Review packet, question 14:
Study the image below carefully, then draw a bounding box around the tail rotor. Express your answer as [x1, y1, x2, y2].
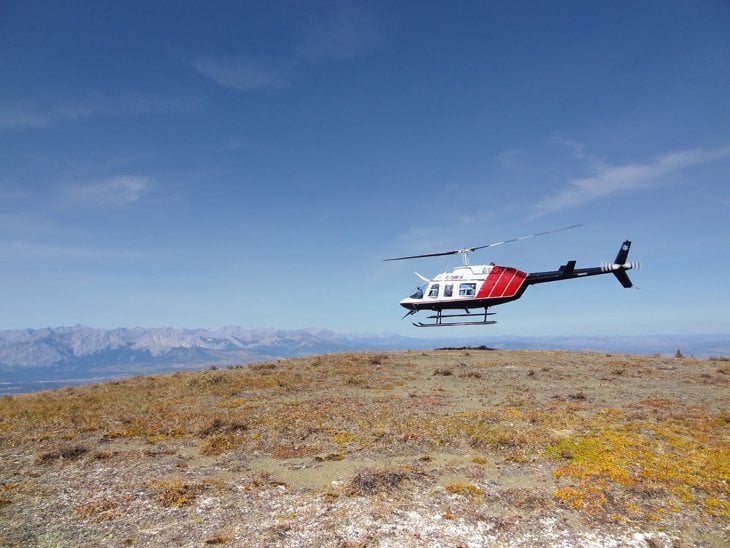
[601, 240, 638, 288]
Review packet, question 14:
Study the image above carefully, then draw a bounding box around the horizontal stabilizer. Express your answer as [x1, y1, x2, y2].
[613, 270, 633, 288]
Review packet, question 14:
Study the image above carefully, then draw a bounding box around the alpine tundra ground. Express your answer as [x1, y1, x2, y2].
[1, 349, 728, 547]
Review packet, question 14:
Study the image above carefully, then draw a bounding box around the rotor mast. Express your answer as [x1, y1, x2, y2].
[457, 248, 472, 266]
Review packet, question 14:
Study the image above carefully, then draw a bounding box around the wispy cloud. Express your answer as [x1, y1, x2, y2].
[191, 55, 295, 91]
[0, 101, 99, 130]
[117, 93, 202, 115]
[0, 211, 148, 264]
[550, 133, 602, 165]
[534, 144, 730, 215]
[0, 212, 78, 240]
[63, 176, 152, 208]
[496, 150, 523, 170]
[192, 2, 385, 91]
[0, 94, 201, 130]
[296, 2, 386, 62]
[1, 240, 144, 263]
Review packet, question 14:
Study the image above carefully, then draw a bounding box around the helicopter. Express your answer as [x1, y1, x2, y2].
[384, 225, 638, 327]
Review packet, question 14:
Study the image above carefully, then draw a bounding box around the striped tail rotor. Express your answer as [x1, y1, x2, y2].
[601, 240, 637, 288]
[601, 260, 640, 272]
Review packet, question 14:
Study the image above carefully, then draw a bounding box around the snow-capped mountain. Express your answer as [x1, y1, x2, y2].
[1, 326, 727, 393]
[0, 326, 417, 381]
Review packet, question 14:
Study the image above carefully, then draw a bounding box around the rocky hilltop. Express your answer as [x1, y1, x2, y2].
[1, 349, 727, 546]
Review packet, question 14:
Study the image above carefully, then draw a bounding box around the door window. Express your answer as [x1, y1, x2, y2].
[458, 283, 476, 296]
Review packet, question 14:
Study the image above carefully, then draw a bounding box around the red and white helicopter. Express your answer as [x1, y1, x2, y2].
[384, 225, 638, 327]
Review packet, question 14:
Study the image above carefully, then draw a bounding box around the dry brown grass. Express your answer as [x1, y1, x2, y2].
[0, 350, 728, 546]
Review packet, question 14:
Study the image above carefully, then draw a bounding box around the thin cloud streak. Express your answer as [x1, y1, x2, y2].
[1, 240, 144, 263]
[63, 176, 152, 208]
[191, 56, 295, 91]
[534, 144, 730, 215]
[0, 94, 201, 130]
[296, 2, 386, 62]
[0, 101, 98, 129]
[192, 3, 385, 91]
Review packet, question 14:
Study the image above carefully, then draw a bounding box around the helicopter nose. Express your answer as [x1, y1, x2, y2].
[399, 298, 418, 310]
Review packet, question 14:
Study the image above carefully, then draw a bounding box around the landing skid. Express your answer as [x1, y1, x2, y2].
[413, 309, 496, 327]
[414, 320, 497, 327]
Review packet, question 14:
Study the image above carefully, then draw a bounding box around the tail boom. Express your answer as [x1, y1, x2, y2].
[526, 240, 635, 288]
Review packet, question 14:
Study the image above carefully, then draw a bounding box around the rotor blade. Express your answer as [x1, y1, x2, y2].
[383, 249, 461, 261]
[383, 224, 583, 262]
[468, 224, 583, 253]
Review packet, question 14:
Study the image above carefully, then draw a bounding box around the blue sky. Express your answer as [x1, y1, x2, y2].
[1, 1, 729, 337]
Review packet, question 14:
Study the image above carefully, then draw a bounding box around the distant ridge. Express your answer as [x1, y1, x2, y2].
[0, 326, 419, 382]
[0, 326, 728, 393]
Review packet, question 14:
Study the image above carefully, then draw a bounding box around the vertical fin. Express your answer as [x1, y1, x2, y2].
[613, 240, 633, 288]
[614, 240, 631, 264]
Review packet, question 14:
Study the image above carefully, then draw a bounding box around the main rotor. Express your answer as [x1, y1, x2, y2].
[383, 224, 583, 266]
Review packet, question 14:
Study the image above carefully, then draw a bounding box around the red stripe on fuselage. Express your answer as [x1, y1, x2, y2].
[477, 267, 527, 299]
[504, 269, 526, 296]
[477, 267, 502, 298]
[492, 269, 514, 296]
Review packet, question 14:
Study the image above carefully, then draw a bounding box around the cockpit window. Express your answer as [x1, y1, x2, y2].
[409, 287, 424, 299]
[444, 284, 453, 297]
[427, 283, 440, 298]
[458, 282, 476, 296]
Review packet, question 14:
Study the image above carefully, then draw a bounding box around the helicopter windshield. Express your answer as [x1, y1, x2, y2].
[409, 287, 424, 299]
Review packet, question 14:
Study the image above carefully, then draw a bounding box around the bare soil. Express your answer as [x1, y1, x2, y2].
[1, 349, 728, 546]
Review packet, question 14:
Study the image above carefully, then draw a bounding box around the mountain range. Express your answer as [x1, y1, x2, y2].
[0, 326, 415, 381]
[1, 326, 728, 393]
